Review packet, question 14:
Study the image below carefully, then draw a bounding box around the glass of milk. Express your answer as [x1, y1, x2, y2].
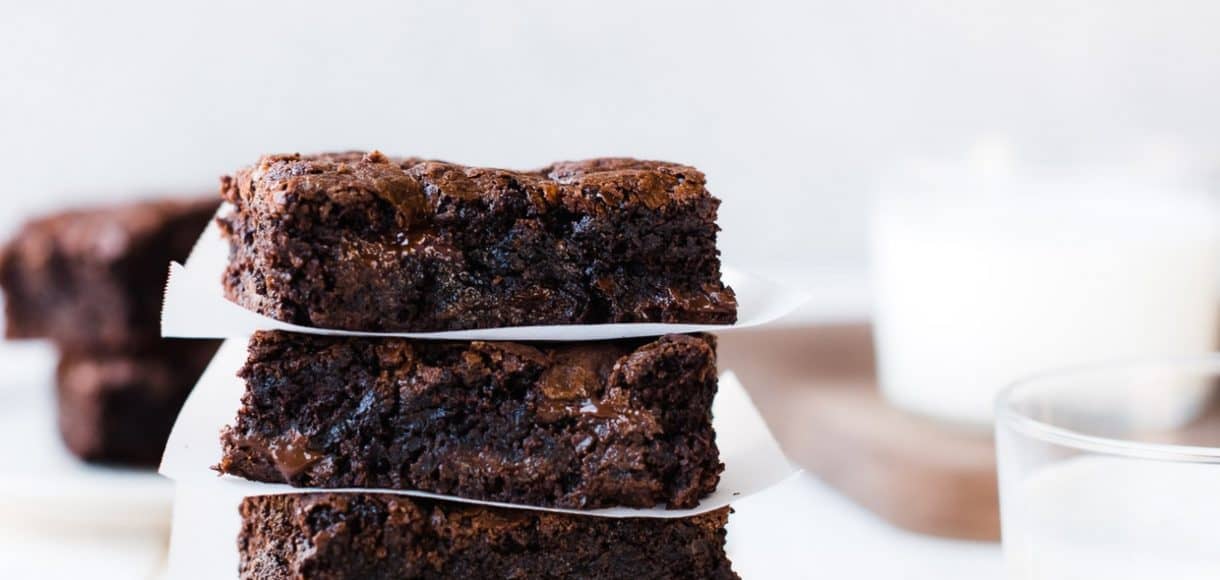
[996, 357, 1220, 579]
[871, 147, 1220, 426]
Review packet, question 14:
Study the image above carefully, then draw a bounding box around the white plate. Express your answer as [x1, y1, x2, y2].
[0, 341, 174, 532]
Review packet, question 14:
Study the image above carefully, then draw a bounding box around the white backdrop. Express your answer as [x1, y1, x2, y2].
[2, 0, 1218, 269]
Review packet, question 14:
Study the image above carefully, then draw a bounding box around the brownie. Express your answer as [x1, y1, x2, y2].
[57, 339, 219, 465]
[218, 152, 736, 332]
[0, 197, 219, 351]
[218, 331, 722, 509]
[239, 493, 737, 580]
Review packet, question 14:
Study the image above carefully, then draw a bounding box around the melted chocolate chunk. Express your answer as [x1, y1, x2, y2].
[268, 434, 322, 480]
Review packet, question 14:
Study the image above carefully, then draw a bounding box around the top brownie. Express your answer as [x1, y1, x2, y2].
[218, 152, 737, 332]
[0, 197, 219, 350]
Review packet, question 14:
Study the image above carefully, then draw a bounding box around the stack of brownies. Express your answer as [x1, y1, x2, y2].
[193, 152, 743, 578]
[0, 198, 220, 465]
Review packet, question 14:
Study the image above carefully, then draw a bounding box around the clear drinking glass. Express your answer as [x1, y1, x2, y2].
[996, 356, 1220, 579]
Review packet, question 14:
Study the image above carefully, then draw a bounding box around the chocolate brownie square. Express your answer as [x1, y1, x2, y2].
[218, 152, 736, 332]
[57, 339, 219, 465]
[239, 493, 738, 580]
[218, 331, 722, 509]
[0, 197, 219, 350]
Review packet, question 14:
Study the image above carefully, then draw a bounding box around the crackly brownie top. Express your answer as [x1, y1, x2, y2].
[1, 197, 218, 265]
[220, 151, 711, 223]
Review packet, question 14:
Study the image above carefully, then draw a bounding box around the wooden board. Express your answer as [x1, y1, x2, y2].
[719, 324, 1001, 541]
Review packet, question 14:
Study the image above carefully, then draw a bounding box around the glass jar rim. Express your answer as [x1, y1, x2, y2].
[995, 354, 1220, 463]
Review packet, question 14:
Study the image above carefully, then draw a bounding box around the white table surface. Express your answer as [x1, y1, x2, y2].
[730, 474, 1003, 579]
[726, 267, 1005, 578]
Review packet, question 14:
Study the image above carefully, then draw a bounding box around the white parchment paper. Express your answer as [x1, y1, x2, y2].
[160, 339, 800, 519]
[161, 210, 809, 341]
[165, 484, 242, 579]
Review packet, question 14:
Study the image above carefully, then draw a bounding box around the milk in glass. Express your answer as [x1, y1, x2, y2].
[872, 157, 1220, 425]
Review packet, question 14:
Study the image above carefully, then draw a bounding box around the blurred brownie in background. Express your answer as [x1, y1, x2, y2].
[57, 341, 217, 465]
[219, 152, 737, 332]
[0, 197, 218, 351]
[0, 197, 221, 466]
